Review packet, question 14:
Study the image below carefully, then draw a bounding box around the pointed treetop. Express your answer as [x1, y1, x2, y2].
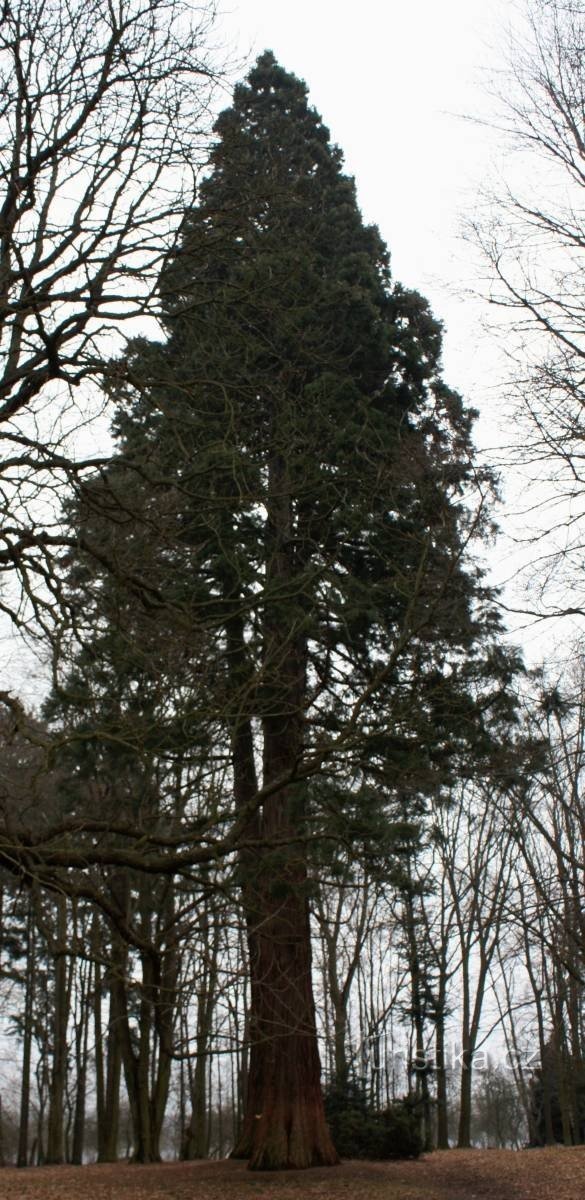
[232, 49, 311, 112]
[210, 49, 341, 178]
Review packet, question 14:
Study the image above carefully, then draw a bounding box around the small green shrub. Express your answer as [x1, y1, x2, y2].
[379, 1099, 423, 1159]
[324, 1077, 422, 1160]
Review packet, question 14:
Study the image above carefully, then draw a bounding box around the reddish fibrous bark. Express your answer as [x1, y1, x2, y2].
[232, 829, 338, 1170]
[230, 449, 338, 1170]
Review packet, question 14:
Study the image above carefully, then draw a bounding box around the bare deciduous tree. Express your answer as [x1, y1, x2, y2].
[469, 0, 585, 617]
[0, 0, 219, 631]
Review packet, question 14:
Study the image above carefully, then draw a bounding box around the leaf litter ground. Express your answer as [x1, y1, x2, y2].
[2, 1147, 585, 1200]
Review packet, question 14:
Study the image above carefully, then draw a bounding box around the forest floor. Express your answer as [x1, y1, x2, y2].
[1, 1148, 585, 1200]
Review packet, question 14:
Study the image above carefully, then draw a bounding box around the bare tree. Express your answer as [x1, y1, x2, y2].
[0, 0, 219, 633]
[507, 664, 585, 1142]
[432, 784, 517, 1148]
[469, 0, 585, 616]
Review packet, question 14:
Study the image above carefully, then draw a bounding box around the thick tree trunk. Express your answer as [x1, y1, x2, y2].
[232, 873, 338, 1168]
[231, 448, 337, 1170]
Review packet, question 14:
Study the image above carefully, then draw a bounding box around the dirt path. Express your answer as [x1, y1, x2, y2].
[1, 1147, 584, 1200]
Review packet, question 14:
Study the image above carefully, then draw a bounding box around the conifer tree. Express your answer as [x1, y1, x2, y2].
[60, 52, 517, 1169]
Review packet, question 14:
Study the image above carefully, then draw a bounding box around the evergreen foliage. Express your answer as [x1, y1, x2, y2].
[529, 1043, 585, 1146]
[47, 51, 523, 1169]
[324, 1076, 422, 1160]
[65, 48, 519, 799]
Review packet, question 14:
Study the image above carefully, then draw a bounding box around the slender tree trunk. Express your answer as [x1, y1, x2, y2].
[99, 977, 123, 1161]
[135, 952, 156, 1161]
[17, 901, 35, 1168]
[71, 959, 91, 1164]
[110, 954, 159, 1163]
[183, 1050, 209, 1159]
[456, 937, 473, 1150]
[92, 921, 108, 1160]
[457, 948, 494, 1148]
[494, 947, 536, 1145]
[237, 994, 250, 1138]
[182, 897, 219, 1159]
[332, 996, 349, 1086]
[98, 881, 129, 1162]
[113, 928, 174, 1163]
[567, 971, 584, 1142]
[315, 876, 371, 1093]
[524, 929, 555, 1145]
[435, 1001, 449, 1149]
[553, 1023, 573, 1146]
[47, 894, 70, 1164]
[94, 956, 104, 1140]
[149, 893, 179, 1158]
[457, 1046, 473, 1150]
[403, 887, 433, 1153]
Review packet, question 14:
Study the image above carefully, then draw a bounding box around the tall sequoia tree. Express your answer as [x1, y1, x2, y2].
[66, 52, 514, 1169]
